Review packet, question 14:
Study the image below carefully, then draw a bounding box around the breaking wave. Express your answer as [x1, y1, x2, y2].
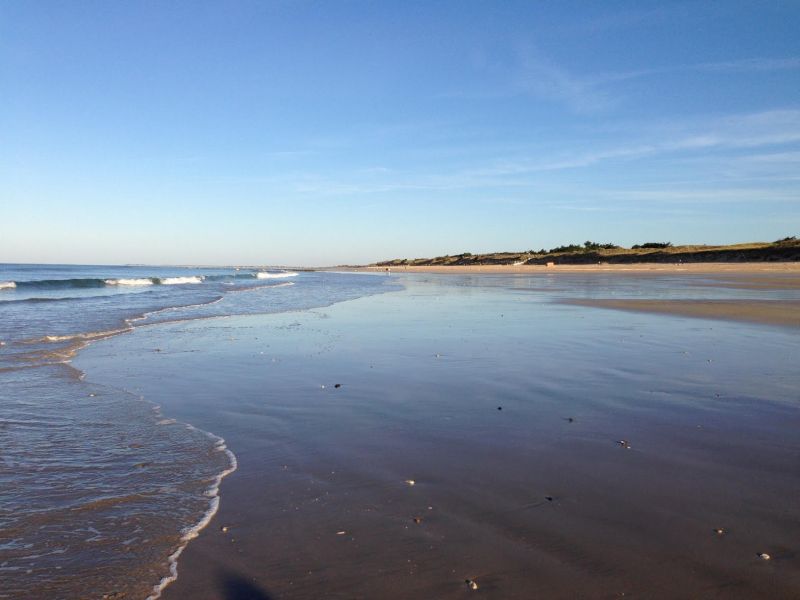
[5, 276, 209, 290]
[160, 276, 204, 285]
[105, 278, 156, 286]
[256, 271, 298, 279]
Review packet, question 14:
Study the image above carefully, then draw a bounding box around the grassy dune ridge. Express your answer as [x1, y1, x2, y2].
[374, 238, 800, 267]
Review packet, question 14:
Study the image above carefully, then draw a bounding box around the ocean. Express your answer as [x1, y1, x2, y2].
[0, 264, 397, 600]
[2, 265, 799, 599]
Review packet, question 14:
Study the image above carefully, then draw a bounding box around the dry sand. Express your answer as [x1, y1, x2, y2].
[358, 262, 800, 275]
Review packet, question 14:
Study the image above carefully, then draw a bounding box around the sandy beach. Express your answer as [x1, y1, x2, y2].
[357, 264, 800, 328]
[9, 1, 800, 598]
[564, 299, 800, 328]
[358, 262, 800, 275]
[74, 271, 800, 599]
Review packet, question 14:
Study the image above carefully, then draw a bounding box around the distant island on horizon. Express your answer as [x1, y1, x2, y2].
[372, 237, 800, 267]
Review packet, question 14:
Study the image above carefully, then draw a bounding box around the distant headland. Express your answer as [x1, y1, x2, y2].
[373, 237, 800, 267]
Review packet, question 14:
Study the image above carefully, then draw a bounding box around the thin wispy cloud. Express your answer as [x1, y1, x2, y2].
[513, 51, 615, 113]
[489, 109, 800, 175]
[595, 57, 800, 85]
[609, 187, 800, 204]
[696, 57, 800, 72]
[266, 109, 800, 203]
[467, 39, 800, 117]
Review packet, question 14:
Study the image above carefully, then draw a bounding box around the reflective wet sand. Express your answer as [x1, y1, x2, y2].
[77, 274, 800, 599]
[564, 299, 800, 328]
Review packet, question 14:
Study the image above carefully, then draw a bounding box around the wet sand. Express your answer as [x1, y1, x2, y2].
[76, 274, 800, 599]
[564, 299, 800, 328]
[367, 264, 800, 329]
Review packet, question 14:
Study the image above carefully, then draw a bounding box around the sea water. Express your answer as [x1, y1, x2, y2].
[0, 264, 396, 599]
[3, 266, 798, 599]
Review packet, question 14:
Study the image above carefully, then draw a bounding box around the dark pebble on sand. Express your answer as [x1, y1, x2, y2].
[334, 383, 341, 388]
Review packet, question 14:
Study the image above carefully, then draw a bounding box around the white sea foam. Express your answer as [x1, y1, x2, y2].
[38, 327, 131, 344]
[256, 271, 298, 279]
[146, 433, 237, 600]
[0, 281, 17, 290]
[105, 278, 154, 286]
[160, 276, 204, 285]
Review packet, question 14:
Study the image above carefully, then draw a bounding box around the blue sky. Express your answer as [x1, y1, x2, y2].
[2, 1, 799, 265]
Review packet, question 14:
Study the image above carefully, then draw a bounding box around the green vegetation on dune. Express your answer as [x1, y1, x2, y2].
[374, 237, 800, 267]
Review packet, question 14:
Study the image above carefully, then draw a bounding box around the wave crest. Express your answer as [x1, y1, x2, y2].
[105, 278, 156, 286]
[256, 271, 298, 279]
[159, 276, 204, 285]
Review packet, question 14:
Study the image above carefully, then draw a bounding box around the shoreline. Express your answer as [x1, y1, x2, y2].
[0, 270, 393, 600]
[351, 262, 800, 275]
[354, 263, 800, 327]
[74, 274, 800, 599]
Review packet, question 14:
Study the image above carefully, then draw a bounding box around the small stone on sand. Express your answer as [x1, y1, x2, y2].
[405, 479, 416, 486]
[465, 579, 479, 590]
[757, 552, 771, 560]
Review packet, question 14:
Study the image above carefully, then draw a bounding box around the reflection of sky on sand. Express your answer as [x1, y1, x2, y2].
[79, 274, 800, 599]
[397, 272, 800, 301]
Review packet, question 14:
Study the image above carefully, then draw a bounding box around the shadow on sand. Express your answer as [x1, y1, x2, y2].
[220, 572, 274, 600]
